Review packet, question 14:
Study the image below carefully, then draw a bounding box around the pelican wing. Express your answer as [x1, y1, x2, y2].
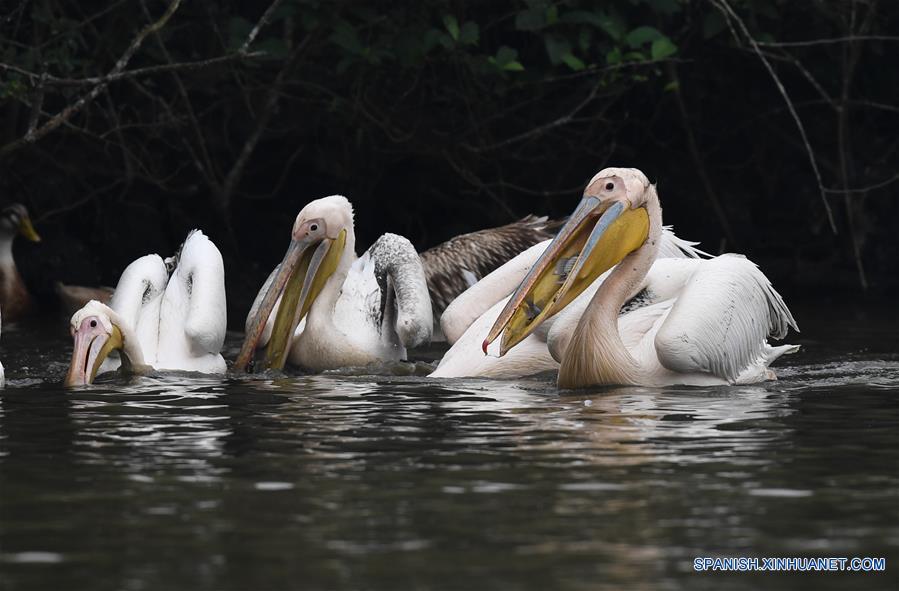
[108, 253, 168, 358]
[653, 254, 798, 382]
[419, 215, 563, 315]
[367, 233, 433, 348]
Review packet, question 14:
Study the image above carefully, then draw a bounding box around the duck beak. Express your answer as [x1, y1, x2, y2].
[18, 215, 41, 242]
[64, 325, 123, 386]
[484, 193, 649, 356]
[234, 229, 347, 372]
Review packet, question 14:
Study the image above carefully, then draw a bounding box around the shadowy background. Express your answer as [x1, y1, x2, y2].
[1, 0, 896, 327]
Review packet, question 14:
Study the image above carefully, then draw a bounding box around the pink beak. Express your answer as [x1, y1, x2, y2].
[64, 317, 111, 387]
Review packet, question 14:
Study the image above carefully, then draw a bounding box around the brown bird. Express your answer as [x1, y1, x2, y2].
[54, 282, 116, 317]
[0, 204, 41, 322]
[420, 215, 563, 319]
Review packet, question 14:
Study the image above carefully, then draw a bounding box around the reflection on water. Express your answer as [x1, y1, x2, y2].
[0, 307, 897, 591]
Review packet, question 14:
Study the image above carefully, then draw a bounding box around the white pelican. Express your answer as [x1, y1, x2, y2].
[235, 196, 557, 373]
[0, 204, 41, 321]
[482, 167, 798, 388]
[431, 226, 707, 379]
[64, 230, 227, 386]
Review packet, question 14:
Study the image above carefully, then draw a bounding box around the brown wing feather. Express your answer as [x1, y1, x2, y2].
[419, 215, 563, 315]
[54, 282, 116, 317]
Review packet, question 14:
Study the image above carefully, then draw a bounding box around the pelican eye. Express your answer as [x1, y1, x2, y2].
[90, 320, 97, 328]
[605, 182, 614, 191]
[310, 224, 318, 232]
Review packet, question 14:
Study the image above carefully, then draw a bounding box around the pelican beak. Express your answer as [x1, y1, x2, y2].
[484, 190, 649, 356]
[64, 325, 123, 386]
[234, 229, 347, 371]
[18, 215, 41, 242]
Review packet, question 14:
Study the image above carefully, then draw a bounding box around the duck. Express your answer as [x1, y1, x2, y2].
[0, 204, 41, 322]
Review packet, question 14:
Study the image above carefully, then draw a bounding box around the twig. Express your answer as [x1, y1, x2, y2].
[823, 171, 899, 194]
[756, 35, 899, 48]
[464, 77, 605, 153]
[0, 52, 267, 87]
[239, 0, 285, 53]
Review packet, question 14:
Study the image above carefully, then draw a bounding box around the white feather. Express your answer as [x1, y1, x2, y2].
[89, 230, 227, 377]
[433, 229, 704, 379]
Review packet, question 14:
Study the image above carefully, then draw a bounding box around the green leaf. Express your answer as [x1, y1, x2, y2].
[544, 35, 572, 65]
[626, 26, 663, 48]
[545, 5, 559, 25]
[663, 80, 680, 93]
[459, 22, 479, 46]
[443, 15, 460, 41]
[495, 45, 520, 67]
[594, 11, 626, 41]
[650, 37, 677, 60]
[561, 9, 627, 43]
[489, 45, 525, 72]
[561, 52, 586, 71]
[623, 50, 646, 62]
[515, 6, 545, 31]
[606, 47, 622, 65]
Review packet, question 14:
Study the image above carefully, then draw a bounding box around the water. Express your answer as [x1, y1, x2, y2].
[1, 301, 897, 590]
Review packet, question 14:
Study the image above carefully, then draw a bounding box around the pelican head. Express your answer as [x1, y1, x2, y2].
[64, 301, 125, 386]
[485, 167, 653, 355]
[0, 204, 41, 243]
[235, 195, 351, 371]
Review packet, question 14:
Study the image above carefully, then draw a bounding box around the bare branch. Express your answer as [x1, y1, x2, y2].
[239, 0, 285, 53]
[0, 0, 183, 157]
[757, 35, 899, 48]
[0, 52, 267, 87]
[220, 35, 312, 212]
[464, 76, 606, 154]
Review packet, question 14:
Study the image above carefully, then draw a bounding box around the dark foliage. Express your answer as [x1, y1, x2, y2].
[1, 0, 897, 325]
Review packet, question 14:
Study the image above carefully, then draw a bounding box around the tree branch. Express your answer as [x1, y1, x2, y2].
[0, 0, 183, 157]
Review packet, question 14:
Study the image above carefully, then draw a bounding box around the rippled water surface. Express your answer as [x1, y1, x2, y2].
[1, 301, 897, 590]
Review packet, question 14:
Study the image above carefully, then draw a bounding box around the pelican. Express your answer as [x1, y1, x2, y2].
[431, 226, 707, 379]
[65, 230, 226, 386]
[0, 204, 41, 322]
[236, 196, 557, 373]
[482, 167, 798, 388]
